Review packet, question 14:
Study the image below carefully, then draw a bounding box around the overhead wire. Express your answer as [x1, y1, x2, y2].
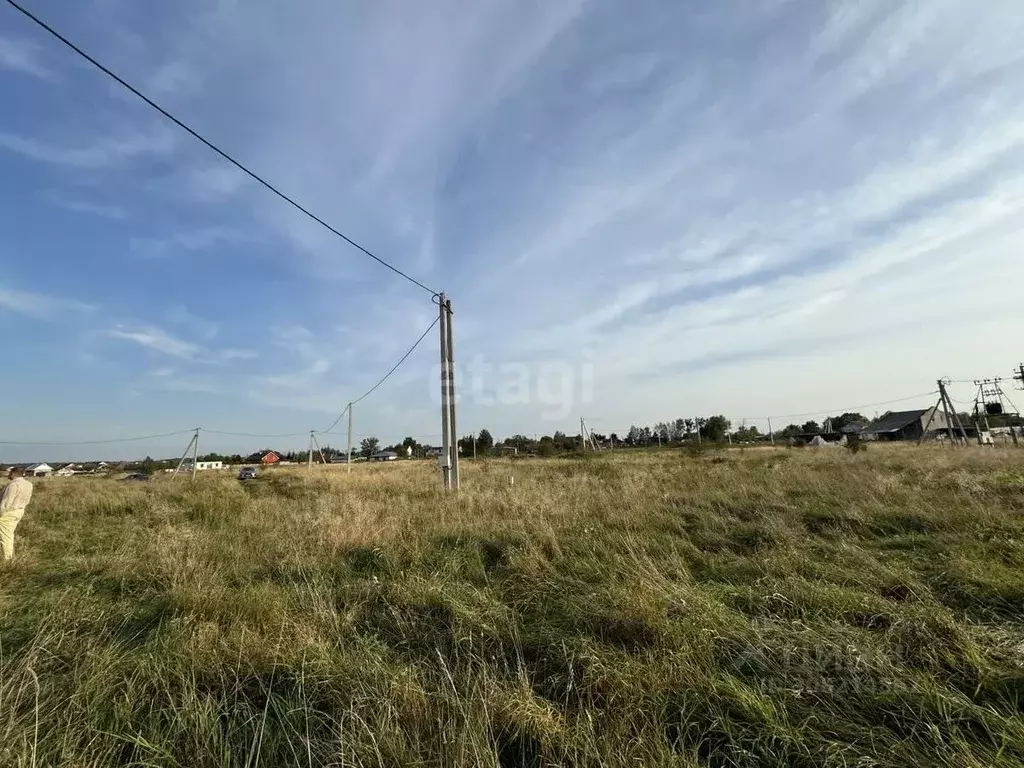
[0, 430, 195, 446]
[203, 429, 310, 439]
[733, 391, 940, 422]
[3, 0, 439, 297]
[319, 316, 439, 433]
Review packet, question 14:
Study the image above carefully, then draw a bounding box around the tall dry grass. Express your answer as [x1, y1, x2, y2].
[2, 445, 1024, 766]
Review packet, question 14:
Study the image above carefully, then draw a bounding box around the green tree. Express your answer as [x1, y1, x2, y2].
[477, 429, 494, 453]
[700, 415, 731, 441]
[360, 437, 380, 458]
[801, 420, 821, 434]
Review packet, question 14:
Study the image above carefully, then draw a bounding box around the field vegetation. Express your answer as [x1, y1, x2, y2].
[2, 446, 1024, 766]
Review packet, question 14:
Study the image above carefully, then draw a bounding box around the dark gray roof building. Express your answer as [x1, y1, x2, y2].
[861, 407, 947, 440]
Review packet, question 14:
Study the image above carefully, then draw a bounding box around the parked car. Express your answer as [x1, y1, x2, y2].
[122, 473, 150, 482]
[238, 466, 258, 480]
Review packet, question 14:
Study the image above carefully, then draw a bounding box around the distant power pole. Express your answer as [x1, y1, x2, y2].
[1015, 363, 1024, 390]
[172, 428, 200, 481]
[768, 417, 776, 446]
[920, 380, 967, 445]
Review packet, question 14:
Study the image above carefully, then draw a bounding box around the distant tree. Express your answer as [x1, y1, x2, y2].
[609, 432, 620, 445]
[553, 431, 573, 451]
[626, 425, 640, 445]
[778, 424, 802, 439]
[504, 434, 535, 453]
[360, 437, 380, 457]
[477, 429, 494, 453]
[654, 422, 670, 443]
[734, 425, 761, 442]
[537, 435, 556, 457]
[457, 434, 476, 456]
[641, 426, 652, 444]
[683, 418, 696, 438]
[829, 412, 867, 430]
[140, 455, 158, 474]
[801, 420, 821, 434]
[701, 415, 731, 441]
[672, 418, 686, 441]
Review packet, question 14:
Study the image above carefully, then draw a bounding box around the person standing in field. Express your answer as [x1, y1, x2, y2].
[0, 467, 33, 562]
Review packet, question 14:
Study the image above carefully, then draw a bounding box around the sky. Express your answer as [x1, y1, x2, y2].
[1, 0, 1023, 461]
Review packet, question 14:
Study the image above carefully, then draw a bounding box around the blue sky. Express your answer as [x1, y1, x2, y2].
[2, 0, 1023, 461]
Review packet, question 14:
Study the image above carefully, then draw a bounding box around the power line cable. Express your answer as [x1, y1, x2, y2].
[319, 316, 439, 433]
[321, 404, 350, 436]
[4, 0, 439, 297]
[732, 391, 939, 422]
[0, 429, 195, 446]
[203, 429, 309, 439]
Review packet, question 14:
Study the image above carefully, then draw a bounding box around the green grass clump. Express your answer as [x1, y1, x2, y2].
[2, 445, 1024, 766]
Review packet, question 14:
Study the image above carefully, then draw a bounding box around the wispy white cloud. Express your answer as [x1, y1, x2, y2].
[0, 127, 174, 169]
[128, 226, 249, 259]
[46, 195, 127, 220]
[109, 325, 202, 359]
[109, 322, 257, 365]
[0, 35, 52, 80]
[0, 285, 94, 320]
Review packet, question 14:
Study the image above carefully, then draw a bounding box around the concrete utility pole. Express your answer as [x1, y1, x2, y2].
[921, 380, 968, 445]
[445, 297, 460, 489]
[346, 403, 353, 473]
[438, 293, 459, 490]
[1016, 363, 1024, 390]
[768, 417, 776, 446]
[172, 428, 200, 481]
[308, 430, 314, 470]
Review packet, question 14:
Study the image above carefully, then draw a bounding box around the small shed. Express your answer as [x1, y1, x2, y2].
[26, 463, 54, 477]
[371, 451, 399, 462]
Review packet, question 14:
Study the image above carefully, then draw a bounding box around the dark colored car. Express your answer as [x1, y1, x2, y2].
[238, 466, 258, 480]
[122, 473, 150, 482]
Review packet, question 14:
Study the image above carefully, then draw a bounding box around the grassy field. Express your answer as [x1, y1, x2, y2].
[2, 446, 1024, 767]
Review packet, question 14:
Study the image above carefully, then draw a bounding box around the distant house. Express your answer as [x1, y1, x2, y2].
[26, 463, 54, 477]
[861, 407, 949, 441]
[245, 451, 281, 465]
[371, 451, 399, 462]
[182, 460, 224, 471]
[54, 464, 80, 477]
